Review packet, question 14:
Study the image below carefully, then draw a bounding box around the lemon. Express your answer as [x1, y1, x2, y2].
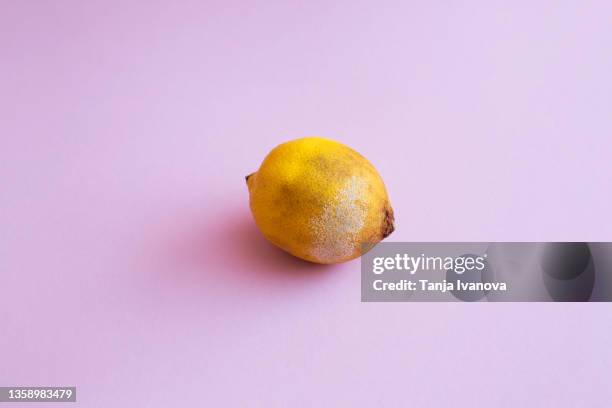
[246, 137, 394, 264]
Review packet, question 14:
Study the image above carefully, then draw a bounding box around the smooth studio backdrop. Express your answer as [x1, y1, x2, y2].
[1, 1, 611, 406]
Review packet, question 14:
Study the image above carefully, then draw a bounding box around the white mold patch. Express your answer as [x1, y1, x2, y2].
[310, 176, 367, 262]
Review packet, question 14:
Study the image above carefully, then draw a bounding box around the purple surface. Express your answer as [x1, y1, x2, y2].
[1, 1, 611, 406]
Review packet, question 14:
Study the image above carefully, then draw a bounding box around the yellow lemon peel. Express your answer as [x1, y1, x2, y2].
[246, 137, 394, 264]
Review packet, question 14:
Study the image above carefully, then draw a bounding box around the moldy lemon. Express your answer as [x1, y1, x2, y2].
[246, 137, 394, 264]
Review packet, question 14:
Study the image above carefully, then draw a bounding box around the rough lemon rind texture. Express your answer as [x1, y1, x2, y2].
[247, 137, 394, 264]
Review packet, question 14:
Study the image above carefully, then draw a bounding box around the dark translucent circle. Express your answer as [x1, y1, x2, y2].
[541, 243, 591, 280]
[446, 254, 488, 302]
[542, 261, 595, 301]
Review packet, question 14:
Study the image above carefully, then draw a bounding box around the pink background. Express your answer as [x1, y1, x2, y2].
[2, 1, 611, 406]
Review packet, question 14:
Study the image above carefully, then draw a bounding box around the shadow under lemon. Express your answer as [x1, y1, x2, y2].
[161, 203, 337, 296]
